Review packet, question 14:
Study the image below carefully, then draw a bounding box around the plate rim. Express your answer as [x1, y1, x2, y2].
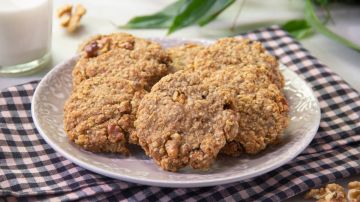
[31, 38, 321, 188]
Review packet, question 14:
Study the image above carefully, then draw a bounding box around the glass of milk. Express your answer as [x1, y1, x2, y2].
[0, 0, 52, 74]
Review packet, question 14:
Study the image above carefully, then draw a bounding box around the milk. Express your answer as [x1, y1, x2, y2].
[0, 0, 52, 67]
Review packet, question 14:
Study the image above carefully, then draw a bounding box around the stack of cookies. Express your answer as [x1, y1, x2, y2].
[64, 33, 289, 172]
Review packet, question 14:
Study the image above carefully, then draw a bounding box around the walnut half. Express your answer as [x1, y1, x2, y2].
[348, 181, 360, 202]
[57, 4, 87, 33]
[305, 183, 346, 202]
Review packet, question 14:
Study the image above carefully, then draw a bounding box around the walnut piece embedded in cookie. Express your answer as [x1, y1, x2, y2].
[203, 65, 289, 156]
[192, 38, 285, 89]
[72, 33, 170, 89]
[63, 77, 147, 153]
[135, 71, 240, 171]
[305, 183, 346, 202]
[167, 43, 204, 73]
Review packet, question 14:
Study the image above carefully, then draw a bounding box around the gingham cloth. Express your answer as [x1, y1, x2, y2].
[1, 26, 359, 202]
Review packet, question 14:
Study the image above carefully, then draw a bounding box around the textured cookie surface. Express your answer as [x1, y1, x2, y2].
[204, 66, 289, 156]
[193, 38, 285, 89]
[78, 33, 155, 54]
[73, 33, 170, 89]
[167, 43, 204, 73]
[135, 71, 240, 171]
[64, 77, 147, 153]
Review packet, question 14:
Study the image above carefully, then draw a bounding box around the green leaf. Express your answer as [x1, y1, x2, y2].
[122, 14, 171, 29]
[198, 0, 235, 26]
[313, 0, 330, 7]
[282, 19, 314, 39]
[168, 0, 217, 34]
[121, 0, 185, 29]
[305, 0, 360, 52]
[122, 0, 235, 34]
[290, 28, 314, 39]
[282, 19, 309, 32]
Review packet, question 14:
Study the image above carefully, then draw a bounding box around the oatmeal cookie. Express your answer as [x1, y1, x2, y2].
[64, 77, 147, 153]
[167, 43, 204, 73]
[72, 33, 170, 89]
[192, 38, 285, 89]
[203, 65, 289, 156]
[135, 71, 240, 171]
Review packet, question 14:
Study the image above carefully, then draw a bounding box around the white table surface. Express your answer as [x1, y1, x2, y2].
[0, 0, 359, 201]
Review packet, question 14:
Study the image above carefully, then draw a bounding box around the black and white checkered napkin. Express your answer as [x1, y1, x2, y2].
[1, 26, 359, 201]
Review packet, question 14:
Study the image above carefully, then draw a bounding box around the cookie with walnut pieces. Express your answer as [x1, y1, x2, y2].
[203, 65, 289, 156]
[64, 77, 147, 154]
[192, 38, 285, 89]
[72, 33, 170, 90]
[135, 71, 240, 172]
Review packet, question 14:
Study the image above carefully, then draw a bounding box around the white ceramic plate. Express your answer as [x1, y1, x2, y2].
[31, 38, 321, 188]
